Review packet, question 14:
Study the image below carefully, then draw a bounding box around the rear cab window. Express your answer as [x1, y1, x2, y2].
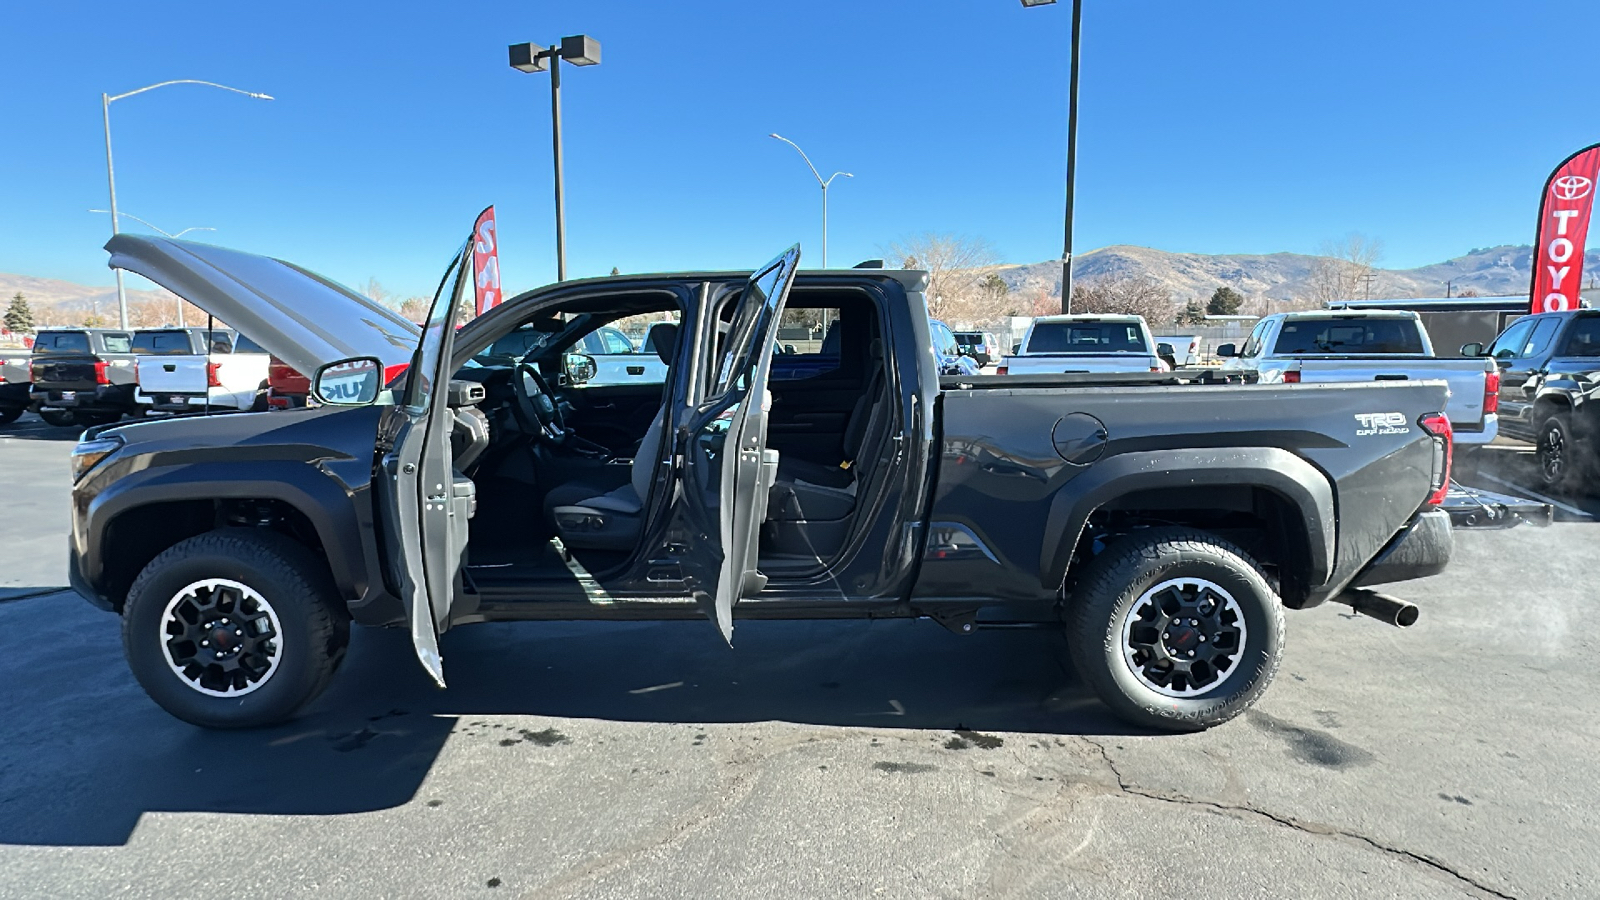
[1026, 321, 1148, 354]
[1273, 318, 1424, 354]
[131, 331, 197, 356]
[32, 332, 91, 355]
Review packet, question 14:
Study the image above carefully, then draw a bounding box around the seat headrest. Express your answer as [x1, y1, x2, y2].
[869, 338, 883, 361]
[647, 322, 679, 365]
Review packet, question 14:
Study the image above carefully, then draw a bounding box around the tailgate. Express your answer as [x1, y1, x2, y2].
[1003, 354, 1156, 374]
[29, 356, 100, 390]
[1292, 358, 1487, 429]
[137, 354, 210, 394]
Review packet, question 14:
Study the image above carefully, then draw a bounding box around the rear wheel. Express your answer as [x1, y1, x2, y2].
[1536, 413, 1579, 493]
[122, 530, 349, 729]
[38, 408, 77, 427]
[0, 406, 21, 425]
[73, 411, 121, 427]
[1065, 527, 1284, 732]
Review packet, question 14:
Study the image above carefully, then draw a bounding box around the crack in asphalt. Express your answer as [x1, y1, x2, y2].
[1078, 737, 1518, 900]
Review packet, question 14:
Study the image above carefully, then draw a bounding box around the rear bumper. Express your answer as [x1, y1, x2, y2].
[1451, 414, 1498, 446]
[134, 388, 253, 412]
[31, 384, 136, 412]
[1351, 508, 1453, 588]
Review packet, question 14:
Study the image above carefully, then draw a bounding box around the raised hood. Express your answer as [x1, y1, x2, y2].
[105, 234, 421, 376]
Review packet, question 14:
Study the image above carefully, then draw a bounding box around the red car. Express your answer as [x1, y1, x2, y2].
[266, 356, 310, 409]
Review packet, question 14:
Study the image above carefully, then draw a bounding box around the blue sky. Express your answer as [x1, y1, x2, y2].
[0, 0, 1593, 300]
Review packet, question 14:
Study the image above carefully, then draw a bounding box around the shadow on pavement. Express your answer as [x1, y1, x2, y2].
[0, 594, 1134, 847]
[0, 413, 86, 441]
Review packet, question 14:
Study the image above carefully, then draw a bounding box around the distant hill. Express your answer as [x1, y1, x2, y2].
[0, 272, 180, 323]
[987, 244, 1591, 303]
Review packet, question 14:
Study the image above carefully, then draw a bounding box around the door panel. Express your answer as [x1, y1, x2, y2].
[669, 245, 800, 643]
[383, 241, 472, 687]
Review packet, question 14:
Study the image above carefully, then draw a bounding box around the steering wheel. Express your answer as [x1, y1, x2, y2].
[511, 362, 567, 443]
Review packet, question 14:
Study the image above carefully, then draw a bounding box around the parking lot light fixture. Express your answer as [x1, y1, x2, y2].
[1023, 0, 1081, 313]
[101, 80, 272, 328]
[769, 133, 852, 269]
[509, 35, 602, 282]
[1019, 0, 1057, 6]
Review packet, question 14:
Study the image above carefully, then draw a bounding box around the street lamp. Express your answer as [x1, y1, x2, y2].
[102, 80, 272, 328]
[768, 133, 852, 269]
[509, 36, 602, 282]
[1021, 0, 1082, 313]
[88, 210, 216, 326]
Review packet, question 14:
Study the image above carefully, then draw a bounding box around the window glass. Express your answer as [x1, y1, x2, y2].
[772, 308, 841, 381]
[1026, 321, 1148, 354]
[599, 327, 636, 355]
[713, 259, 791, 398]
[33, 332, 92, 355]
[572, 312, 680, 388]
[1241, 321, 1269, 358]
[404, 250, 467, 412]
[233, 335, 268, 354]
[930, 321, 958, 356]
[1523, 317, 1561, 357]
[1272, 318, 1424, 354]
[131, 331, 195, 356]
[101, 333, 133, 354]
[1487, 318, 1536, 360]
[1559, 315, 1600, 357]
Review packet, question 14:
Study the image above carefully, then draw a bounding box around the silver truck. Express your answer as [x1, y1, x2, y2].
[998, 314, 1166, 375]
[1217, 310, 1498, 445]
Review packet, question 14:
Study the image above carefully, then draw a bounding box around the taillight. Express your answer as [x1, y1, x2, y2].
[996, 366, 1008, 375]
[1420, 412, 1452, 507]
[383, 363, 409, 385]
[133, 359, 140, 381]
[1283, 369, 1302, 384]
[28, 360, 37, 383]
[93, 361, 111, 385]
[206, 362, 222, 387]
[1483, 369, 1499, 414]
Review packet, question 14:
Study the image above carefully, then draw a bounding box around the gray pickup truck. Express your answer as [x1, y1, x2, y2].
[71, 234, 1458, 733]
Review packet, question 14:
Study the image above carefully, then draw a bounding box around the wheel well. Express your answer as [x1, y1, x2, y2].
[1534, 395, 1573, 425]
[1071, 485, 1312, 607]
[99, 498, 326, 610]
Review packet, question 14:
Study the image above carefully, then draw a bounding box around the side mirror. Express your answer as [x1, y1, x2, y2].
[312, 356, 384, 406]
[564, 353, 597, 386]
[1216, 343, 1238, 358]
[1156, 342, 1175, 356]
[1460, 342, 1485, 357]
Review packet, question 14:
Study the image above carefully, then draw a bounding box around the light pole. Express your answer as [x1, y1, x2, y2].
[768, 133, 852, 269]
[102, 80, 272, 328]
[89, 210, 215, 325]
[509, 36, 601, 282]
[1021, 0, 1082, 313]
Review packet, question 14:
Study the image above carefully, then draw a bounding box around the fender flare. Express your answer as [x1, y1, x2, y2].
[1038, 447, 1336, 591]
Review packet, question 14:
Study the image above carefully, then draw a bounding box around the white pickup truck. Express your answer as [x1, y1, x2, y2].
[1217, 310, 1499, 444]
[997, 315, 1166, 375]
[133, 327, 272, 413]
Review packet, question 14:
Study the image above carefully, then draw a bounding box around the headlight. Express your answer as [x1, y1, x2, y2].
[70, 436, 123, 483]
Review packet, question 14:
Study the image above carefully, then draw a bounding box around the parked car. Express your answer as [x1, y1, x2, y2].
[1217, 310, 1499, 446]
[0, 346, 33, 424]
[266, 355, 311, 409]
[1152, 334, 1202, 368]
[998, 315, 1165, 375]
[29, 328, 138, 427]
[132, 327, 272, 414]
[930, 319, 980, 375]
[1463, 309, 1600, 490]
[75, 234, 1462, 735]
[953, 330, 1000, 367]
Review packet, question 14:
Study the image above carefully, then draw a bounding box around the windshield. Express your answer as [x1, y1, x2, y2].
[1026, 322, 1148, 353]
[1275, 318, 1424, 354]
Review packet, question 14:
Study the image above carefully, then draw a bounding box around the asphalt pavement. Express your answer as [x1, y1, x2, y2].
[0, 411, 1595, 899]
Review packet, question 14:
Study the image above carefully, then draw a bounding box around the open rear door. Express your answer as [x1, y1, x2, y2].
[673, 245, 800, 643]
[382, 242, 472, 686]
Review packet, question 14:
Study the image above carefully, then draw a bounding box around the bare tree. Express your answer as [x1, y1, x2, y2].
[885, 232, 998, 323]
[1307, 233, 1386, 305]
[1069, 273, 1178, 323]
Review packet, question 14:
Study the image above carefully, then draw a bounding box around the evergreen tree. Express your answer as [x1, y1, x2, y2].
[1206, 286, 1244, 316]
[3, 293, 32, 333]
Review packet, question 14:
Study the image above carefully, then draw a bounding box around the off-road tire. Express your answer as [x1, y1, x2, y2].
[38, 408, 77, 427]
[122, 529, 349, 729]
[250, 380, 270, 412]
[0, 406, 21, 425]
[1065, 527, 1284, 732]
[1535, 412, 1580, 493]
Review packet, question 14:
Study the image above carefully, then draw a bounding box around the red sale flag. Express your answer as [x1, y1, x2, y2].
[1530, 145, 1600, 314]
[472, 206, 502, 316]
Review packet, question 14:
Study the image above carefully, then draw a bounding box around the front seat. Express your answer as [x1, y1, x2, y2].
[543, 322, 677, 551]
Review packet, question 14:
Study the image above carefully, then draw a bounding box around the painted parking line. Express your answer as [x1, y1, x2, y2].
[1476, 472, 1597, 520]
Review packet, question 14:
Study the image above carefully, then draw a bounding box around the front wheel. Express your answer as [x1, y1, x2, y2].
[1536, 413, 1579, 493]
[122, 530, 350, 729]
[1065, 528, 1284, 732]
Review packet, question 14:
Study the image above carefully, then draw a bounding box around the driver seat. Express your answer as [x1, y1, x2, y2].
[543, 322, 677, 551]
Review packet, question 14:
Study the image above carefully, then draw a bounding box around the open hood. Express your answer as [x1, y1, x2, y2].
[105, 234, 421, 376]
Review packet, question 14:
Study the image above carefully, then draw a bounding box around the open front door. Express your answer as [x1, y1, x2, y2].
[674, 245, 800, 643]
[383, 242, 472, 687]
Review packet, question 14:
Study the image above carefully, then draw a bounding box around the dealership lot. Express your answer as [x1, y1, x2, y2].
[1, 413, 1595, 899]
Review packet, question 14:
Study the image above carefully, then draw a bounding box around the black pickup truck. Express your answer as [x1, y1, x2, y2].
[29, 328, 139, 426]
[71, 234, 1457, 732]
[1465, 309, 1600, 491]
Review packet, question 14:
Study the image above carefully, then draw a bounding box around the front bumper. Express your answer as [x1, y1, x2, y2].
[1352, 508, 1453, 588]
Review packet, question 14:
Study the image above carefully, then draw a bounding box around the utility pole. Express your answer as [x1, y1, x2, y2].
[1444, 279, 1453, 298]
[1358, 273, 1378, 301]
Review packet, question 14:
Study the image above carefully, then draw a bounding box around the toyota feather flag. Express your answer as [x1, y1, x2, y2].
[1530, 144, 1600, 314]
[472, 205, 502, 316]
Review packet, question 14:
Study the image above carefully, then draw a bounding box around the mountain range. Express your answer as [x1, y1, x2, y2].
[3, 243, 1584, 324]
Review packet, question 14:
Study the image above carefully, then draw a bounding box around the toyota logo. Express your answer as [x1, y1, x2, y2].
[1552, 175, 1593, 201]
